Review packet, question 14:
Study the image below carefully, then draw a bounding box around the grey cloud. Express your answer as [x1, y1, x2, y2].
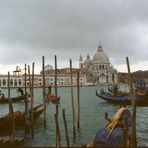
[0, 0, 148, 71]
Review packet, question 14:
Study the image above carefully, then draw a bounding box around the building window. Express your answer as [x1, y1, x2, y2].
[102, 65, 104, 70]
[14, 79, 17, 86]
[61, 82, 64, 86]
[19, 79, 21, 85]
[99, 65, 101, 70]
[3, 79, 6, 86]
[10, 79, 13, 85]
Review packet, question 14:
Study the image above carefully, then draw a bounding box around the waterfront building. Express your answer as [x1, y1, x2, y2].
[79, 43, 118, 84]
[0, 68, 87, 88]
[0, 44, 117, 87]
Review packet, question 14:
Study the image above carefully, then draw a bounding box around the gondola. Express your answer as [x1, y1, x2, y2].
[0, 87, 26, 104]
[47, 93, 60, 103]
[83, 107, 132, 148]
[0, 95, 25, 104]
[96, 89, 148, 106]
[0, 104, 44, 131]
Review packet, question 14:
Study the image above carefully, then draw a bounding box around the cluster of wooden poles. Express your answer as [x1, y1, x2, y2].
[6, 55, 81, 147]
[54, 56, 81, 148]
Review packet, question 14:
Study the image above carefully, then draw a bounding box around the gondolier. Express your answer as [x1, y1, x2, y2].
[48, 85, 52, 94]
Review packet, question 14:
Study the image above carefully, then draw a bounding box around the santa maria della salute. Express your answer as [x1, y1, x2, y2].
[79, 43, 118, 84]
[0, 43, 118, 88]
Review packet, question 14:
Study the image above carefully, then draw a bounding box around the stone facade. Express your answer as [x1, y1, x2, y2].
[0, 68, 87, 88]
[79, 43, 118, 84]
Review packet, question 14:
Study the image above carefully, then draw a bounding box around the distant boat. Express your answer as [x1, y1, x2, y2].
[47, 93, 60, 104]
[84, 107, 132, 147]
[96, 89, 148, 106]
[0, 95, 25, 104]
[0, 87, 26, 104]
[0, 104, 44, 131]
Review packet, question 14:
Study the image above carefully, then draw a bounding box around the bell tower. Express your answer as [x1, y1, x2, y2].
[79, 55, 83, 69]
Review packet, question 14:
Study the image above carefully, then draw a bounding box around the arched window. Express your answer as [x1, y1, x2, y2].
[10, 79, 13, 85]
[102, 65, 104, 70]
[14, 79, 17, 86]
[61, 82, 64, 86]
[96, 67, 98, 71]
[19, 79, 22, 85]
[99, 65, 101, 70]
[3, 79, 6, 86]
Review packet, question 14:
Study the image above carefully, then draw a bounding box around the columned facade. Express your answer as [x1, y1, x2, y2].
[0, 70, 86, 88]
[79, 43, 118, 84]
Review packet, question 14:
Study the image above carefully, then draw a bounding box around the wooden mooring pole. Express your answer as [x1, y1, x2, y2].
[24, 64, 30, 131]
[8, 71, 15, 143]
[54, 55, 61, 148]
[70, 59, 76, 138]
[25, 64, 27, 96]
[55, 113, 60, 148]
[28, 65, 34, 138]
[77, 70, 80, 130]
[31, 63, 35, 138]
[62, 109, 70, 147]
[54, 55, 58, 114]
[126, 57, 137, 148]
[42, 56, 47, 129]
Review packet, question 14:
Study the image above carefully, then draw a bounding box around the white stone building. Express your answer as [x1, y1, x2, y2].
[0, 68, 87, 88]
[79, 43, 118, 84]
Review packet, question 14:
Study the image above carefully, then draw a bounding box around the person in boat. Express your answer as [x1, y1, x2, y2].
[17, 87, 25, 96]
[113, 84, 118, 97]
[1, 93, 6, 100]
[48, 85, 52, 94]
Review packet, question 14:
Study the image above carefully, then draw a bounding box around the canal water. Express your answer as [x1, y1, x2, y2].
[0, 86, 148, 147]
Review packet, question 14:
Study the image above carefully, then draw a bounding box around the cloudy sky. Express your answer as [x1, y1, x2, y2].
[0, 0, 148, 74]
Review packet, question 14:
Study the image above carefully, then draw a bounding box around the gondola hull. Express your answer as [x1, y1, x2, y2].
[96, 90, 148, 106]
[47, 93, 60, 103]
[0, 96, 25, 104]
[0, 104, 44, 131]
[85, 107, 132, 148]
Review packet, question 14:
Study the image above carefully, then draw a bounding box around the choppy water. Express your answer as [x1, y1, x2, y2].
[0, 85, 148, 147]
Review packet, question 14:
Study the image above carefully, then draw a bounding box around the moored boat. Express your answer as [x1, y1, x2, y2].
[47, 93, 60, 103]
[0, 104, 44, 131]
[96, 89, 148, 106]
[83, 107, 132, 148]
[0, 87, 26, 104]
[0, 95, 25, 104]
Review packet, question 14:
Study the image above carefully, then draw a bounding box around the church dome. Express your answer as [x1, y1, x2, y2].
[92, 45, 110, 64]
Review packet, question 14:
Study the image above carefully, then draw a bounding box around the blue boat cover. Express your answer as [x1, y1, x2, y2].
[94, 127, 131, 147]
